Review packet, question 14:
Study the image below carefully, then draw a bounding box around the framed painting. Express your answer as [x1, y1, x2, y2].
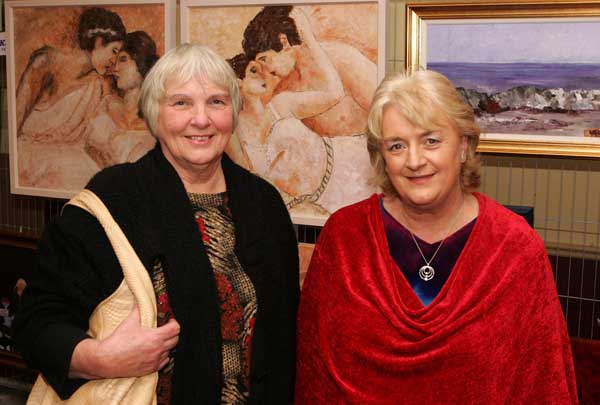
[5, 0, 176, 198]
[181, 0, 386, 225]
[406, 0, 600, 158]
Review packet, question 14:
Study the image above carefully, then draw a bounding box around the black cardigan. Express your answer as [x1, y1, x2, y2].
[14, 145, 300, 404]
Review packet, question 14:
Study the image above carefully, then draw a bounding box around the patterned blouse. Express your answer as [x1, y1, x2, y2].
[153, 192, 258, 404]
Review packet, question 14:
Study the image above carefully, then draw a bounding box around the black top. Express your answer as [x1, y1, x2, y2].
[13, 144, 300, 404]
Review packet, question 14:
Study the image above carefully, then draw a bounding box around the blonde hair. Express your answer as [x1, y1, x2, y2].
[139, 43, 242, 136]
[366, 69, 481, 196]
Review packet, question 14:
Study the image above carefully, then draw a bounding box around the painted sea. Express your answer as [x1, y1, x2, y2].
[427, 62, 600, 137]
[428, 62, 600, 93]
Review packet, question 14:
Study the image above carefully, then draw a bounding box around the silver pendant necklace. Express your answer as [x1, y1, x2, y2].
[406, 199, 465, 282]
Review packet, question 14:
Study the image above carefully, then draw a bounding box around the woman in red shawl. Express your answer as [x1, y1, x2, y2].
[295, 70, 577, 404]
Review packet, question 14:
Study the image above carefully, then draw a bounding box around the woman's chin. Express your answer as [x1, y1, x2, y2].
[400, 193, 443, 211]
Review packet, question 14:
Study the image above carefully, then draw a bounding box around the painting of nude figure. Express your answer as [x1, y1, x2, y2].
[6, 1, 173, 198]
[182, 0, 386, 225]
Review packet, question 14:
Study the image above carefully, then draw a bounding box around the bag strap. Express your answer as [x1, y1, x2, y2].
[66, 189, 157, 328]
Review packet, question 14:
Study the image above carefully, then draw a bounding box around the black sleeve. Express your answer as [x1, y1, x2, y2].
[13, 205, 123, 399]
[262, 184, 300, 404]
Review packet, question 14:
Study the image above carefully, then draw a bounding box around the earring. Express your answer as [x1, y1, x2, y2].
[461, 151, 466, 162]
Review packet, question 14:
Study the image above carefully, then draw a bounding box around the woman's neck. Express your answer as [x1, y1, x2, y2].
[160, 142, 226, 193]
[241, 96, 274, 144]
[123, 87, 140, 112]
[73, 48, 95, 76]
[386, 191, 472, 244]
[242, 94, 265, 116]
[178, 161, 226, 194]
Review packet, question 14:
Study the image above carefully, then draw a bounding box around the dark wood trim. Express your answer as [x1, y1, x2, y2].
[0, 231, 37, 250]
[0, 350, 28, 370]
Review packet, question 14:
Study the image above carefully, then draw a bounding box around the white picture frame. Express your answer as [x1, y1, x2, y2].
[6, 0, 176, 198]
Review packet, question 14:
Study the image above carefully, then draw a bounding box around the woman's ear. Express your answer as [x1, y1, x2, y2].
[94, 36, 104, 50]
[460, 136, 468, 162]
[278, 33, 291, 49]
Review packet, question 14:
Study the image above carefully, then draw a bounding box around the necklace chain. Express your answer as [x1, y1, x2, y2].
[409, 232, 442, 268]
[405, 197, 465, 281]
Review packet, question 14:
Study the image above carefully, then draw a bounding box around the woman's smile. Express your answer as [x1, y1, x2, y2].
[186, 134, 215, 143]
[406, 173, 435, 184]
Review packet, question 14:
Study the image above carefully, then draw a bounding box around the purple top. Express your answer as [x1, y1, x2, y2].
[380, 197, 476, 306]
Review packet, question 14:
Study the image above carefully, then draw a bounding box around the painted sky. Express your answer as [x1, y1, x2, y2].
[427, 20, 600, 64]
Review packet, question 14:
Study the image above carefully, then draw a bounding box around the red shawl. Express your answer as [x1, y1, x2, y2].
[295, 193, 577, 404]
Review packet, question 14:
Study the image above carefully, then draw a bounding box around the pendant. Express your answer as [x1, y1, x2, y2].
[418, 265, 435, 281]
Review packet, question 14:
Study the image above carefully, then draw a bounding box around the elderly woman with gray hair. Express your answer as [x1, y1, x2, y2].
[15, 43, 299, 404]
[295, 69, 577, 404]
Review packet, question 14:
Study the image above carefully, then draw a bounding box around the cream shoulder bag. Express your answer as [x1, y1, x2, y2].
[27, 189, 158, 405]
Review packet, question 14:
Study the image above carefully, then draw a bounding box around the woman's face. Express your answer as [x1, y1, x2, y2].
[380, 104, 467, 212]
[91, 38, 123, 75]
[241, 61, 267, 96]
[156, 77, 234, 178]
[255, 48, 296, 78]
[113, 51, 142, 91]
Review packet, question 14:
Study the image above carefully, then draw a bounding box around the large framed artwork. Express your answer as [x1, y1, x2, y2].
[181, 0, 386, 225]
[406, 0, 600, 158]
[5, 0, 176, 198]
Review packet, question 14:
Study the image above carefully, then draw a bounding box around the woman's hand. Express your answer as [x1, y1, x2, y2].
[290, 7, 317, 46]
[69, 305, 180, 379]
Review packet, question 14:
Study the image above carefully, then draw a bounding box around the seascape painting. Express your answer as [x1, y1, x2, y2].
[183, 1, 384, 224]
[427, 21, 600, 138]
[6, 1, 171, 198]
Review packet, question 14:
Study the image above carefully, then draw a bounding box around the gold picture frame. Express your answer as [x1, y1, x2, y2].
[406, 0, 600, 158]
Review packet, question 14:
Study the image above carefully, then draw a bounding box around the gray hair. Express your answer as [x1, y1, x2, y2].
[139, 43, 242, 136]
